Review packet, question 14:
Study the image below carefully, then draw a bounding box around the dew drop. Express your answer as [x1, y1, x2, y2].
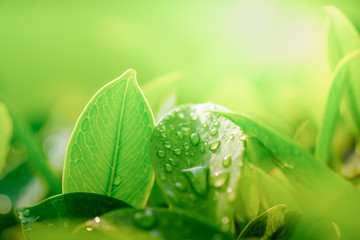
[200, 146, 205, 153]
[163, 142, 172, 149]
[178, 112, 185, 119]
[179, 123, 191, 132]
[214, 121, 220, 127]
[190, 152, 195, 157]
[228, 134, 234, 140]
[22, 220, 28, 225]
[113, 176, 122, 186]
[190, 133, 200, 146]
[182, 166, 209, 198]
[177, 131, 184, 140]
[169, 158, 178, 166]
[133, 209, 156, 230]
[159, 130, 166, 138]
[86, 227, 93, 231]
[173, 149, 182, 156]
[209, 141, 220, 152]
[95, 216, 101, 223]
[175, 182, 186, 192]
[157, 150, 166, 158]
[159, 172, 167, 181]
[222, 155, 232, 168]
[202, 122, 208, 128]
[190, 113, 198, 120]
[239, 135, 246, 141]
[164, 163, 173, 173]
[183, 143, 190, 151]
[210, 128, 218, 136]
[23, 209, 31, 217]
[212, 172, 229, 188]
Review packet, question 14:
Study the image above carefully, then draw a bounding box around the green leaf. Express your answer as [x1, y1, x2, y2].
[80, 207, 234, 240]
[17, 192, 131, 239]
[62, 69, 155, 208]
[150, 103, 245, 231]
[325, 6, 360, 70]
[217, 112, 360, 238]
[325, 6, 360, 138]
[238, 205, 300, 240]
[0, 102, 12, 174]
[315, 49, 360, 164]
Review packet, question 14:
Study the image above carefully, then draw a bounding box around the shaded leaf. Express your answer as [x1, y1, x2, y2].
[80, 207, 234, 240]
[150, 103, 245, 230]
[218, 112, 360, 238]
[63, 69, 155, 208]
[17, 192, 131, 239]
[238, 205, 300, 240]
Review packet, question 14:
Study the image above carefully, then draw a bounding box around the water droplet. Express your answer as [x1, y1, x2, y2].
[202, 122, 208, 128]
[190, 113, 198, 120]
[86, 227, 93, 231]
[133, 209, 156, 230]
[179, 123, 191, 132]
[163, 142, 171, 149]
[209, 141, 220, 152]
[22, 220, 28, 225]
[169, 124, 175, 131]
[214, 121, 220, 127]
[157, 150, 166, 158]
[182, 166, 209, 198]
[164, 163, 173, 173]
[175, 182, 186, 192]
[178, 112, 185, 119]
[23, 209, 31, 217]
[239, 135, 246, 141]
[114, 176, 122, 186]
[190, 133, 200, 146]
[210, 128, 218, 136]
[190, 152, 195, 157]
[169, 158, 178, 166]
[183, 143, 190, 151]
[200, 146, 205, 153]
[177, 131, 184, 140]
[159, 130, 166, 138]
[212, 172, 229, 188]
[206, 113, 213, 119]
[283, 163, 294, 169]
[228, 134, 234, 140]
[159, 172, 167, 181]
[95, 216, 100, 223]
[221, 217, 230, 231]
[222, 155, 232, 168]
[173, 149, 182, 156]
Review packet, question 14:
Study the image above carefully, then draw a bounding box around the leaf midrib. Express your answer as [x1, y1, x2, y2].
[107, 78, 130, 196]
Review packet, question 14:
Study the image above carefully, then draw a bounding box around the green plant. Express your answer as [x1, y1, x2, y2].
[1, 5, 360, 240]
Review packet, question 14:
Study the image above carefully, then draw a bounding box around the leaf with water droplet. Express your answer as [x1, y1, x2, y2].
[0, 102, 12, 174]
[80, 208, 233, 240]
[63, 69, 155, 208]
[16, 192, 131, 239]
[150, 103, 245, 229]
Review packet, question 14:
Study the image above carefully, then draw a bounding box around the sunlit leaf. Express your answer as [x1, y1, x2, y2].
[315, 50, 360, 164]
[17, 192, 131, 239]
[62, 69, 155, 208]
[0, 102, 12, 174]
[150, 103, 245, 230]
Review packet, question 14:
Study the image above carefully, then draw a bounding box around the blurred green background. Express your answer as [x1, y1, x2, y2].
[1, 0, 360, 239]
[1, 0, 359, 128]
